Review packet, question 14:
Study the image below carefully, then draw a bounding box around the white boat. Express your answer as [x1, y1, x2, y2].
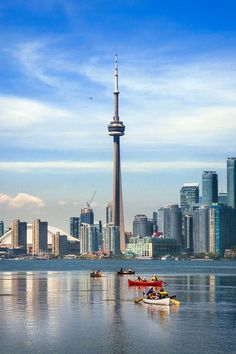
[160, 254, 171, 260]
[143, 297, 170, 305]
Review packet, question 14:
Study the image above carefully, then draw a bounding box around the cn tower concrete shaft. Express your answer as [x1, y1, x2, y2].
[108, 55, 125, 253]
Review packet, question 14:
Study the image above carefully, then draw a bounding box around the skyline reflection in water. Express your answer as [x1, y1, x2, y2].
[0, 265, 235, 354]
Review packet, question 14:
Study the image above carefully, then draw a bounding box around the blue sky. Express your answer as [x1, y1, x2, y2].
[1, 0, 236, 232]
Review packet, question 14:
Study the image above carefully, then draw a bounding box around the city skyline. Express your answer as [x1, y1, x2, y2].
[1, 1, 236, 232]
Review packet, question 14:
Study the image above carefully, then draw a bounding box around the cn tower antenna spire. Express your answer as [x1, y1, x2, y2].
[114, 53, 119, 121]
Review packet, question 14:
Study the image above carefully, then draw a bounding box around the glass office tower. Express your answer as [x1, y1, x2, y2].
[227, 157, 236, 209]
[202, 171, 218, 205]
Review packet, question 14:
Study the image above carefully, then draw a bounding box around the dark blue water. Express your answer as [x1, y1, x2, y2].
[0, 260, 235, 354]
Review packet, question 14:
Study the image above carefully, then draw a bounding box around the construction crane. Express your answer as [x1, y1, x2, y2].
[86, 191, 96, 208]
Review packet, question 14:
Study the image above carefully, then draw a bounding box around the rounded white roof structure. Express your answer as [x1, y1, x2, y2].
[0, 224, 79, 245]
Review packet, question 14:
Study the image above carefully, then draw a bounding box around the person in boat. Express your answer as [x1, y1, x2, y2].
[120, 267, 123, 273]
[151, 274, 158, 281]
[143, 277, 147, 282]
[146, 287, 155, 299]
[136, 275, 142, 281]
[159, 288, 169, 298]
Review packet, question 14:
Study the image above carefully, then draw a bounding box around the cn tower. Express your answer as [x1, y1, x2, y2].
[108, 55, 126, 253]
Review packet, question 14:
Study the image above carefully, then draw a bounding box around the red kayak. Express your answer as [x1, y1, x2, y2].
[128, 279, 163, 286]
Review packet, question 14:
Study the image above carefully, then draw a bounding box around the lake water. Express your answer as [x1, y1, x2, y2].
[0, 259, 235, 354]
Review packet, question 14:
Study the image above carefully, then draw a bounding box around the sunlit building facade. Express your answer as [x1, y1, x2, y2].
[12, 219, 27, 250]
[80, 223, 99, 254]
[52, 232, 68, 256]
[103, 224, 120, 255]
[32, 219, 48, 255]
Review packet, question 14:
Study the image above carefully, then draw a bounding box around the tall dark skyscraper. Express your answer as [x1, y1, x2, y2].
[70, 217, 80, 238]
[0, 221, 4, 237]
[227, 157, 236, 209]
[202, 171, 218, 205]
[180, 183, 199, 215]
[108, 55, 125, 252]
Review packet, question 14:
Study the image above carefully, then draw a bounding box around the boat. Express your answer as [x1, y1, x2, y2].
[90, 271, 104, 278]
[143, 297, 170, 305]
[128, 279, 163, 286]
[117, 269, 135, 275]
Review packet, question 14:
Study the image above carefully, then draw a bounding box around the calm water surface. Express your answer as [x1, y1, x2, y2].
[0, 260, 235, 354]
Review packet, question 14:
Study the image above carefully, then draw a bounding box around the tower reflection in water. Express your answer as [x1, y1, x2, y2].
[0, 271, 234, 353]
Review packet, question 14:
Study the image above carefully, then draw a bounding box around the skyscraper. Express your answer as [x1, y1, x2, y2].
[180, 183, 199, 215]
[193, 206, 209, 254]
[80, 207, 94, 225]
[32, 219, 48, 255]
[70, 217, 80, 238]
[157, 205, 182, 244]
[12, 219, 27, 250]
[209, 203, 236, 257]
[52, 232, 68, 257]
[0, 221, 4, 237]
[106, 202, 113, 224]
[80, 224, 99, 254]
[133, 215, 148, 237]
[108, 55, 125, 252]
[102, 224, 120, 255]
[202, 171, 218, 205]
[152, 210, 158, 232]
[227, 157, 236, 209]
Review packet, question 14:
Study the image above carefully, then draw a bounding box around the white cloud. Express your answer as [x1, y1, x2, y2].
[0, 193, 45, 208]
[0, 95, 75, 129]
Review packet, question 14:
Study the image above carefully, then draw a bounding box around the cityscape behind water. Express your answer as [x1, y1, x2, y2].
[1, 156, 236, 260]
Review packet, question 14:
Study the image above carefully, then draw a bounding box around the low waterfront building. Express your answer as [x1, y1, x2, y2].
[125, 236, 181, 258]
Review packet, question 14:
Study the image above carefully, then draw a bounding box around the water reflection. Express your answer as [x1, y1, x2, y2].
[0, 271, 235, 354]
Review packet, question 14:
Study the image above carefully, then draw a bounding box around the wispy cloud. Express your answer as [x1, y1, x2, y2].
[0, 95, 75, 129]
[8, 39, 236, 153]
[0, 160, 225, 173]
[0, 193, 45, 208]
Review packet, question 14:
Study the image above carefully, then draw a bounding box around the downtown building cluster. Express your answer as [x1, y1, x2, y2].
[128, 158, 236, 258]
[0, 219, 69, 258]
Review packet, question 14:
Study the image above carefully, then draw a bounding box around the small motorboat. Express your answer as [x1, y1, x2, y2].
[143, 297, 170, 305]
[90, 271, 104, 278]
[117, 269, 135, 275]
[128, 279, 163, 287]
